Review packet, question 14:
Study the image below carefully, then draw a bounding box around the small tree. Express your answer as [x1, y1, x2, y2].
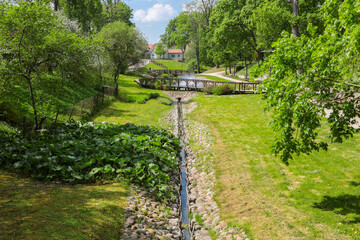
[154, 43, 166, 59]
[96, 21, 146, 96]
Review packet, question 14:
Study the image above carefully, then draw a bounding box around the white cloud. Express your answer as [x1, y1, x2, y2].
[134, 4, 177, 23]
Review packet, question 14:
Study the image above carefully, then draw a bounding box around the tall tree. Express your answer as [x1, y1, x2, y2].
[161, 12, 190, 60]
[260, 0, 360, 163]
[96, 21, 146, 96]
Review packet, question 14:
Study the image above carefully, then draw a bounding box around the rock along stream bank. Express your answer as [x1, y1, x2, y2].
[121, 92, 250, 240]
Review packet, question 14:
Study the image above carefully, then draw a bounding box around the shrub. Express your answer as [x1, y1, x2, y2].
[203, 85, 214, 95]
[150, 93, 160, 99]
[158, 74, 169, 79]
[187, 59, 197, 71]
[212, 84, 234, 95]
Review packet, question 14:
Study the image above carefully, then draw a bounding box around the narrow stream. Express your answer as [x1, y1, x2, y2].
[177, 98, 191, 240]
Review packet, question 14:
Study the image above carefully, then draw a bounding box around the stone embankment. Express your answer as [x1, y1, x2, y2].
[121, 91, 250, 239]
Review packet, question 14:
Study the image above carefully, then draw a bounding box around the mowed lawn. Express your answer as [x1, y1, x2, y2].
[188, 94, 360, 240]
[156, 60, 187, 70]
[94, 74, 173, 128]
[0, 170, 128, 240]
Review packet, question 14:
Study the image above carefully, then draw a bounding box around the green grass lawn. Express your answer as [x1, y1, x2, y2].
[0, 74, 174, 240]
[188, 94, 360, 240]
[196, 74, 233, 82]
[0, 170, 128, 240]
[93, 74, 173, 128]
[156, 60, 188, 70]
[144, 62, 165, 70]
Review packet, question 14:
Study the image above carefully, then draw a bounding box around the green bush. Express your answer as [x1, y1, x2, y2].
[150, 93, 160, 99]
[158, 74, 169, 79]
[0, 121, 181, 200]
[187, 59, 197, 71]
[212, 84, 234, 95]
[203, 85, 214, 95]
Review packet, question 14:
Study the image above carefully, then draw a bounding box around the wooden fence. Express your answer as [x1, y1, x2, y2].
[147, 69, 194, 76]
[136, 78, 261, 94]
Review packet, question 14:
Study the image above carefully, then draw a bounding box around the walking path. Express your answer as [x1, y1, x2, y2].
[200, 71, 247, 83]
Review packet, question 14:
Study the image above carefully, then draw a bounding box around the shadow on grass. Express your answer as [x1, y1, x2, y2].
[349, 181, 360, 187]
[0, 171, 128, 240]
[313, 194, 360, 223]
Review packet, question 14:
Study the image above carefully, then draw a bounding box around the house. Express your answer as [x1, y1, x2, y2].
[167, 49, 184, 60]
[146, 43, 185, 60]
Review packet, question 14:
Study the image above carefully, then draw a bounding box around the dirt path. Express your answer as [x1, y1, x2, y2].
[200, 71, 248, 83]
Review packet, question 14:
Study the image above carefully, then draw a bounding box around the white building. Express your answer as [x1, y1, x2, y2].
[146, 44, 184, 60]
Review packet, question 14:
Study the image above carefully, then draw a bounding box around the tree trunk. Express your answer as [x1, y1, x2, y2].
[245, 55, 248, 80]
[26, 76, 38, 130]
[54, 0, 59, 11]
[292, 0, 299, 37]
[196, 44, 200, 73]
[256, 49, 264, 62]
[225, 65, 227, 76]
[183, 45, 186, 61]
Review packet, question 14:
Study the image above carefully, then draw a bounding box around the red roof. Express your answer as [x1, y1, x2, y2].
[148, 44, 157, 52]
[167, 49, 184, 54]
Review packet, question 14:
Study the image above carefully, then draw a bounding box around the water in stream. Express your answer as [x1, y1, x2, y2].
[177, 98, 191, 240]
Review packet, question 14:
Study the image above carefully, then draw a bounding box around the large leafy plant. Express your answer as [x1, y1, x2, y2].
[0, 122, 181, 200]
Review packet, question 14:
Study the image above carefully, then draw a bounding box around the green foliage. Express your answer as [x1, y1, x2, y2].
[157, 97, 173, 106]
[158, 74, 170, 79]
[95, 21, 147, 90]
[203, 85, 214, 95]
[0, 1, 98, 129]
[154, 43, 166, 58]
[212, 84, 234, 95]
[0, 122, 181, 200]
[259, 0, 360, 163]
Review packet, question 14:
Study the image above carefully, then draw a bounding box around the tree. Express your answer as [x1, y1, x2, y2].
[0, 1, 95, 129]
[154, 43, 166, 59]
[259, 0, 360, 164]
[98, 0, 133, 28]
[161, 12, 190, 60]
[96, 21, 146, 97]
[61, 0, 103, 33]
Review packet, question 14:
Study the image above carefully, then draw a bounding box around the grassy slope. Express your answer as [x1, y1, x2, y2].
[144, 62, 165, 70]
[188, 94, 360, 240]
[94, 74, 172, 128]
[0, 74, 173, 240]
[196, 74, 233, 82]
[156, 60, 187, 70]
[0, 170, 128, 240]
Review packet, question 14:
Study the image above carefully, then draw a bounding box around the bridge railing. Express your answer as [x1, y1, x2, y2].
[137, 78, 261, 93]
[147, 69, 194, 75]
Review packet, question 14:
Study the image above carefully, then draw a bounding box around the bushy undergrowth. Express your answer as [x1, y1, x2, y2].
[0, 121, 181, 200]
[204, 84, 234, 95]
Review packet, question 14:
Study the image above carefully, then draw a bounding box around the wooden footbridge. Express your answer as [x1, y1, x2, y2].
[136, 78, 261, 94]
[147, 69, 194, 76]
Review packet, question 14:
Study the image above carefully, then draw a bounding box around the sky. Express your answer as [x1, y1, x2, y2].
[124, 0, 188, 44]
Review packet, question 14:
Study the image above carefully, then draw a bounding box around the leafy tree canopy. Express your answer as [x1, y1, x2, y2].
[259, 0, 360, 163]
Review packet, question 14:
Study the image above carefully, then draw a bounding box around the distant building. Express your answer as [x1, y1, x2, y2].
[145, 43, 184, 60]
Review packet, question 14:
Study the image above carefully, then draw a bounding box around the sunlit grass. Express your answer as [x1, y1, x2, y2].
[0, 170, 128, 240]
[156, 60, 187, 70]
[188, 94, 360, 240]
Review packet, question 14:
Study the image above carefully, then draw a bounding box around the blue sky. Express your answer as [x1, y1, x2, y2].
[124, 0, 187, 44]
